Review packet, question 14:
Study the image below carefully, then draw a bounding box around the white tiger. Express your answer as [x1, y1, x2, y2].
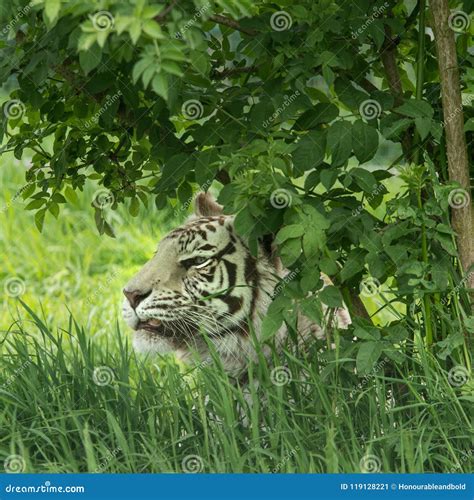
[122, 192, 350, 375]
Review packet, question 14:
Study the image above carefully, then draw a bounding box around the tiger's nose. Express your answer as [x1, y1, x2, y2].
[123, 288, 152, 309]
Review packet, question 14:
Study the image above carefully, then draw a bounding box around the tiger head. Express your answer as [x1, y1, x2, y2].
[122, 192, 278, 371]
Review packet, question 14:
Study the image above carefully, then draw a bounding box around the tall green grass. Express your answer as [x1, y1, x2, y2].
[0, 159, 472, 473]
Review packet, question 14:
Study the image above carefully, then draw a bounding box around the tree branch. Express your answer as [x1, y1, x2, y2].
[209, 14, 257, 36]
[212, 65, 258, 79]
[155, 0, 180, 22]
[431, 0, 474, 298]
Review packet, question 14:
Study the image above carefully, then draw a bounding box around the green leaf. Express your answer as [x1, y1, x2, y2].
[44, 0, 60, 26]
[356, 341, 383, 374]
[294, 103, 339, 130]
[275, 224, 304, 244]
[279, 238, 302, 267]
[142, 20, 164, 39]
[35, 208, 46, 232]
[292, 131, 326, 175]
[415, 116, 432, 140]
[396, 99, 434, 119]
[351, 120, 379, 163]
[129, 19, 142, 44]
[350, 168, 378, 193]
[319, 286, 343, 308]
[25, 199, 45, 210]
[152, 73, 169, 101]
[354, 326, 380, 340]
[129, 197, 140, 217]
[79, 46, 102, 75]
[327, 121, 352, 167]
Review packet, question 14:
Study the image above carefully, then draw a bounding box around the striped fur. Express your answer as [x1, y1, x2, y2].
[122, 193, 350, 375]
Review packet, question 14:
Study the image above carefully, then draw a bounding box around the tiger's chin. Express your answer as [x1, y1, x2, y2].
[132, 328, 178, 356]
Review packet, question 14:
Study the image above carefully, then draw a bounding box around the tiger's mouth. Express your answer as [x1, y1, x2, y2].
[136, 319, 165, 334]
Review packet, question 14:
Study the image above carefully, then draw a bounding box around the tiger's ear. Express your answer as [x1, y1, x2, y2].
[194, 192, 223, 217]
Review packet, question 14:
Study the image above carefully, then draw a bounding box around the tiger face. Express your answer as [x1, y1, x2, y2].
[122, 193, 277, 370]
